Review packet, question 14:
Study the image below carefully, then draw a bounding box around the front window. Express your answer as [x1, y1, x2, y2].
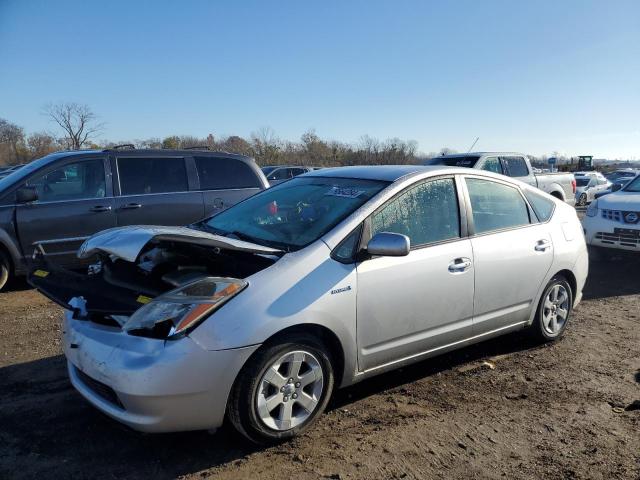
[261, 166, 277, 175]
[201, 177, 388, 250]
[26, 159, 106, 202]
[371, 178, 460, 247]
[624, 176, 640, 192]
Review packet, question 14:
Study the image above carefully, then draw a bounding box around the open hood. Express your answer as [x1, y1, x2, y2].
[78, 225, 284, 262]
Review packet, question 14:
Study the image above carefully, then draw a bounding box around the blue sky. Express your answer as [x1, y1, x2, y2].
[1, 0, 638, 158]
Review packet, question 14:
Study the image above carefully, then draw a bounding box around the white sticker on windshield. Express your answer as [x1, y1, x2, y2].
[326, 186, 365, 198]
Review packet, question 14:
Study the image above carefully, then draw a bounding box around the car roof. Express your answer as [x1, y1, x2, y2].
[303, 165, 467, 182]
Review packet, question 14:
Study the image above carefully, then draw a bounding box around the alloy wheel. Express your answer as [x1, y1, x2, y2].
[255, 350, 324, 431]
[542, 284, 570, 335]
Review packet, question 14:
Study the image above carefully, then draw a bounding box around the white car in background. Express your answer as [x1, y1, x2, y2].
[574, 172, 610, 206]
[583, 174, 640, 259]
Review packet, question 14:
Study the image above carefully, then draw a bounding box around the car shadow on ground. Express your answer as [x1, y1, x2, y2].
[0, 329, 548, 479]
[582, 256, 640, 300]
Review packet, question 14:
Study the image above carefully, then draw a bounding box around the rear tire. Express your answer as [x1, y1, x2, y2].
[529, 275, 573, 342]
[0, 250, 11, 292]
[227, 333, 335, 444]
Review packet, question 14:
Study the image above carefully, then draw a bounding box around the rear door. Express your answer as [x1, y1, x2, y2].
[16, 156, 116, 266]
[463, 176, 553, 334]
[193, 156, 264, 217]
[114, 155, 204, 226]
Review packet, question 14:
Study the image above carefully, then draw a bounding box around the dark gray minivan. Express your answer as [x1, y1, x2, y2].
[0, 148, 269, 290]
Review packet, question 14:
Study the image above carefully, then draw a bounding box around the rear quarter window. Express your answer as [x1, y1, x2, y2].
[524, 189, 556, 222]
[195, 157, 261, 189]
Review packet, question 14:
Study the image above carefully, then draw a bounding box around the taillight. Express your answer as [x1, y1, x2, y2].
[571, 179, 576, 194]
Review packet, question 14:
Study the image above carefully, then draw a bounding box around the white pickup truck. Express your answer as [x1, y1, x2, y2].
[425, 152, 576, 206]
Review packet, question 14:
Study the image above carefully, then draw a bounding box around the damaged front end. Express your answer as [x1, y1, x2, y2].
[29, 226, 282, 339]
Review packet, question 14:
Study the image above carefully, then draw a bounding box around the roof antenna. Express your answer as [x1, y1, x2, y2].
[467, 137, 479, 153]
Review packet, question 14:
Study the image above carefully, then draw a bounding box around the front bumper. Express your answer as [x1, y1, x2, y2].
[63, 313, 259, 433]
[583, 215, 640, 252]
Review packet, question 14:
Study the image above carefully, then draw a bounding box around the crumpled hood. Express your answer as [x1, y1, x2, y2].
[597, 191, 640, 211]
[78, 225, 284, 262]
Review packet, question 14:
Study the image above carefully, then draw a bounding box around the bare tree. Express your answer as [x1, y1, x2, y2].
[0, 118, 26, 165]
[44, 102, 104, 150]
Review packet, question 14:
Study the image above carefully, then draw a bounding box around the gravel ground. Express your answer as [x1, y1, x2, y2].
[0, 257, 638, 480]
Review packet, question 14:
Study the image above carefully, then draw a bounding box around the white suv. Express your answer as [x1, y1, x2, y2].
[583, 174, 640, 258]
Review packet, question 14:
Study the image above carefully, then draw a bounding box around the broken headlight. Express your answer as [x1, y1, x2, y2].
[123, 277, 247, 339]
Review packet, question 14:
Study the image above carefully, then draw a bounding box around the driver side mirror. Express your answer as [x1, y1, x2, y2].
[366, 232, 410, 257]
[611, 183, 622, 192]
[16, 186, 38, 204]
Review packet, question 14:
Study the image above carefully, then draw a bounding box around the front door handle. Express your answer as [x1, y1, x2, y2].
[535, 239, 551, 252]
[89, 205, 112, 213]
[448, 257, 472, 273]
[120, 203, 142, 210]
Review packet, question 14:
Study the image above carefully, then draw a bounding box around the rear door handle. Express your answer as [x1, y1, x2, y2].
[448, 257, 472, 273]
[89, 205, 112, 213]
[120, 203, 142, 210]
[535, 239, 551, 251]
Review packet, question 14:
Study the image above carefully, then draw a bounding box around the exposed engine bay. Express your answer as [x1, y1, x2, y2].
[29, 235, 278, 330]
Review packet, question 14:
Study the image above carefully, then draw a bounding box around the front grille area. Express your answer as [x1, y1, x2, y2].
[595, 232, 640, 248]
[74, 366, 125, 410]
[601, 209, 622, 222]
[601, 209, 640, 224]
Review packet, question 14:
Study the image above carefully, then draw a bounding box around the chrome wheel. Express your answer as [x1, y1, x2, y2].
[542, 284, 569, 335]
[579, 194, 587, 206]
[256, 350, 324, 431]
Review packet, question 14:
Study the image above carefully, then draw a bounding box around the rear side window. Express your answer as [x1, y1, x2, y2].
[118, 157, 188, 195]
[195, 156, 260, 189]
[426, 155, 480, 167]
[524, 189, 555, 222]
[466, 178, 530, 234]
[481, 157, 503, 174]
[267, 168, 290, 181]
[502, 157, 529, 177]
[372, 178, 460, 247]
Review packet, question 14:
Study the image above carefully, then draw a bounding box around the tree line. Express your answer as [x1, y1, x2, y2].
[0, 103, 424, 168]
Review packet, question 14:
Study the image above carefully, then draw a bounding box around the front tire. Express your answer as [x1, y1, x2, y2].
[0, 250, 11, 291]
[578, 193, 587, 206]
[529, 276, 573, 342]
[227, 333, 335, 444]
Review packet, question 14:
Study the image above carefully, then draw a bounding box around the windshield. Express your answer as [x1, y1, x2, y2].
[201, 176, 388, 251]
[261, 166, 277, 175]
[623, 175, 640, 192]
[425, 156, 480, 168]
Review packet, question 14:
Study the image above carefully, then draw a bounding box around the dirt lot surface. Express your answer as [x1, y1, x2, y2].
[1, 258, 639, 479]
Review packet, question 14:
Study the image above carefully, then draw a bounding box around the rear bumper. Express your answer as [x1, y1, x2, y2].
[63, 314, 259, 433]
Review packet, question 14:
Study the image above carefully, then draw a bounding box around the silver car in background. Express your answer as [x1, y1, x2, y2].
[32, 166, 588, 444]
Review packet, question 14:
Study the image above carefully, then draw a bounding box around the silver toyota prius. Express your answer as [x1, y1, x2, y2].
[31, 165, 588, 443]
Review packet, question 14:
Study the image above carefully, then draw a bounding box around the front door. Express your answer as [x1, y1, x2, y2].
[16, 157, 116, 267]
[463, 176, 554, 333]
[356, 177, 474, 371]
[114, 156, 204, 226]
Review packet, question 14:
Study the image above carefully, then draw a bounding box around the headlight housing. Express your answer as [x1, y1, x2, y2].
[586, 199, 599, 217]
[123, 277, 247, 339]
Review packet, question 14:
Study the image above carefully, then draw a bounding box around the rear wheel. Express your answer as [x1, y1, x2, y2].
[227, 333, 335, 444]
[529, 276, 573, 342]
[0, 250, 11, 291]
